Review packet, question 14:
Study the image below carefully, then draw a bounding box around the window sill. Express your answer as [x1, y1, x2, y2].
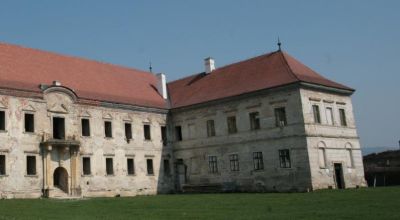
[81, 135, 91, 138]
[0, 174, 9, 177]
[105, 174, 115, 177]
[146, 174, 155, 176]
[127, 174, 136, 176]
[23, 131, 36, 135]
[81, 174, 93, 177]
[0, 130, 7, 133]
[104, 137, 113, 140]
[25, 174, 38, 178]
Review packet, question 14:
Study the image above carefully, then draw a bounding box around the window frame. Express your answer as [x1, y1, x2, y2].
[325, 107, 334, 125]
[249, 112, 261, 130]
[144, 124, 151, 140]
[146, 158, 154, 175]
[127, 158, 135, 175]
[82, 156, 91, 175]
[208, 156, 218, 174]
[279, 149, 291, 168]
[105, 157, 114, 175]
[274, 107, 287, 127]
[124, 122, 133, 140]
[227, 116, 237, 134]
[81, 118, 91, 137]
[206, 119, 216, 137]
[0, 154, 6, 175]
[104, 121, 113, 138]
[26, 155, 37, 176]
[229, 154, 240, 172]
[253, 152, 264, 171]
[312, 105, 321, 124]
[24, 112, 35, 133]
[0, 110, 5, 131]
[339, 108, 347, 127]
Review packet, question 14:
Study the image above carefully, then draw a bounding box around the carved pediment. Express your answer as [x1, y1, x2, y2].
[103, 113, 113, 120]
[0, 100, 8, 109]
[48, 104, 69, 114]
[123, 115, 132, 122]
[23, 104, 36, 112]
[80, 110, 91, 118]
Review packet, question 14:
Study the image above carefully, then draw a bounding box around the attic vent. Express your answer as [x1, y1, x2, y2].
[53, 80, 61, 86]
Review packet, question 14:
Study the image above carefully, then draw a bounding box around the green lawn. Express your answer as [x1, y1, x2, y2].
[0, 187, 399, 220]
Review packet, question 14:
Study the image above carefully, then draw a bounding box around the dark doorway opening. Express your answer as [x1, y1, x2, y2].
[53, 167, 68, 193]
[53, 117, 65, 139]
[334, 163, 345, 189]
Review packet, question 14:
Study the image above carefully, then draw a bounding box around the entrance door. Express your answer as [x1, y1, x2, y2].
[53, 167, 69, 193]
[334, 163, 345, 189]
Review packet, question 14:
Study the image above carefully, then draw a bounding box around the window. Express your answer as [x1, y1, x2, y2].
[106, 158, 113, 175]
[82, 157, 91, 175]
[229, 154, 239, 171]
[275, 107, 287, 127]
[125, 123, 132, 140]
[24, 113, 34, 133]
[81, 118, 90, 136]
[0, 111, 5, 131]
[206, 120, 216, 137]
[312, 105, 321, 124]
[208, 156, 218, 173]
[339, 109, 347, 126]
[0, 155, 5, 175]
[161, 126, 167, 146]
[53, 117, 65, 139]
[163, 159, 171, 175]
[147, 159, 154, 175]
[127, 158, 135, 175]
[104, 121, 112, 138]
[26, 155, 36, 175]
[175, 126, 182, 141]
[325, 107, 334, 125]
[227, 116, 237, 134]
[318, 148, 327, 168]
[144, 124, 151, 140]
[279, 149, 291, 168]
[249, 112, 260, 130]
[253, 152, 264, 170]
[346, 149, 354, 168]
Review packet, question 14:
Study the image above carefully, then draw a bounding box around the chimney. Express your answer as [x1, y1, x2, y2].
[156, 73, 168, 99]
[53, 80, 61, 86]
[204, 57, 215, 74]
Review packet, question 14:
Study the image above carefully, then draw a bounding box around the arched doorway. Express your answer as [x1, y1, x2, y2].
[53, 167, 69, 193]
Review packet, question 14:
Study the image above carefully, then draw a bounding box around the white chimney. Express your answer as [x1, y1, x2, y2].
[156, 73, 168, 99]
[53, 80, 61, 86]
[204, 57, 215, 74]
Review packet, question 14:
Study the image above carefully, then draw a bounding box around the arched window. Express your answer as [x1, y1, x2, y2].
[345, 143, 354, 168]
[318, 142, 327, 168]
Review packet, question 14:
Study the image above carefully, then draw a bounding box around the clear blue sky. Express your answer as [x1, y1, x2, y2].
[0, 0, 399, 149]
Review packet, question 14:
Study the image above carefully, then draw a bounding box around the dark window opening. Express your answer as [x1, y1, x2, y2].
[312, 105, 321, 124]
[253, 152, 264, 171]
[144, 124, 151, 140]
[24, 113, 34, 133]
[161, 126, 167, 146]
[230, 154, 239, 171]
[249, 112, 260, 130]
[27, 155, 36, 175]
[81, 118, 90, 137]
[279, 149, 291, 168]
[163, 159, 170, 175]
[53, 117, 65, 139]
[106, 158, 113, 175]
[339, 109, 347, 127]
[125, 123, 132, 140]
[0, 111, 5, 131]
[0, 155, 5, 175]
[206, 120, 216, 137]
[147, 159, 154, 175]
[208, 156, 218, 173]
[82, 157, 91, 175]
[274, 107, 287, 127]
[227, 116, 237, 134]
[175, 126, 182, 141]
[127, 158, 135, 175]
[104, 121, 112, 138]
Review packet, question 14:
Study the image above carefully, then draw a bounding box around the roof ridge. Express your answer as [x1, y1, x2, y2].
[279, 51, 301, 81]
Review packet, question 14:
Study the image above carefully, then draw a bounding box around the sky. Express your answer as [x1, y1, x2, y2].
[0, 0, 399, 149]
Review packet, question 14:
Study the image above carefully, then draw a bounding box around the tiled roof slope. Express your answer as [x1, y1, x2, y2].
[0, 42, 167, 109]
[167, 50, 353, 109]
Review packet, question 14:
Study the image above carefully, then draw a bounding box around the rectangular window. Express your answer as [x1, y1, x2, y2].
[0, 111, 5, 131]
[279, 149, 291, 168]
[81, 118, 90, 136]
[26, 155, 36, 175]
[227, 116, 237, 134]
[82, 157, 91, 175]
[125, 123, 132, 140]
[229, 154, 239, 171]
[144, 124, 151, 140]
[127, 158, 135, 175]
[104, 121, 112, 138]
[208, 156, 218, 173]
[0, 155, 5, 175]
[206, 120, 216, 137]
[318, 148, 327, 168]
[274, 107, 287, 127]
[249, 112, 260, 130]
[163, 159, 171, 175]
[24, 113, 34, 133]
[106, 158, 113, 175]
[53, 117, 65, 139]
[326, 107, 334, 125]
[253, 152, 264, 171]
[161, 126, 167, 146]
[175, 126, 182, 141]
[147, 159, 154, 175]
[312, 105, 321, 124]
[339, 109, 347, 127]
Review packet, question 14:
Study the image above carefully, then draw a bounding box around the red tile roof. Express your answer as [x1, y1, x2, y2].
[167, 50, 353, 108]
[0, 42, 167, 109]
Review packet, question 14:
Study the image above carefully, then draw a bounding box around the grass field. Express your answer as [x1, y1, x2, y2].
[0, 187, 399, 220]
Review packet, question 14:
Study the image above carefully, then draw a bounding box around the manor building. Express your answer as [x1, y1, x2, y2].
[0, 42, 366, 198]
